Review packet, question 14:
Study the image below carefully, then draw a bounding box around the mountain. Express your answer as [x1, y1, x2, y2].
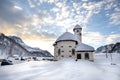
[95, 42, 120, 53]
[0, 33, 53, 59]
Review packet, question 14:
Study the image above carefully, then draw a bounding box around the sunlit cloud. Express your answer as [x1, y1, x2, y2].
[15, 24, 22, 28]
[14, 5, 23, 10]
[28, 0, 35, 8]
[48, 0, 54, 4]
[21, 34, 56, 53]
[105, 34, 120, 44]
[56, 2, 63, 8]
[109, 13, 120, 25]
[83, 32, 106, 47]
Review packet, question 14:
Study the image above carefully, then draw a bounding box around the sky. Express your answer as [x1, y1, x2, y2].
[0, 0, 120, 54]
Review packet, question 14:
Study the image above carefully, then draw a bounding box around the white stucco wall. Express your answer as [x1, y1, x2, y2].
[75, 52, 94, 61]
[74, 29, 82, 42]
[54, 41, 94, 61]
[54, 41, 76, 60]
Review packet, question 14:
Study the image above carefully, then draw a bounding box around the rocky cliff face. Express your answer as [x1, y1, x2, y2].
[95, 42, 120, 53]
[0, 33, 53, 58]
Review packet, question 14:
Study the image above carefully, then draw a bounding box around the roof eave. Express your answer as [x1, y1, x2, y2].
[75, 50, 94, 52]
[56, 40, 77, 43]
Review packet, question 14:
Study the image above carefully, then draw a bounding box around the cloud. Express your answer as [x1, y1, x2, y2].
[104, 2, 113, 10]
[56, 2, 63, 8]
[82, 32, 106, 47]
[114, 7, 120, 12]
[31, 14, 42, 26]
[109, 13, 120, 25]
[0, 0, 31, 25]
[105, 34, 120, 44]
[0, 0, 55, 38]
[38, 0, 48, 4]
[48, 0, 54, 4]
[108, 4, 120, 25]
[27, 0, 36, 8]
[29, 0, 107, 34]
[14, 5, 23, 10]
[20, 32, 56, 54]
[103, 0, 120, 25]
[81, 1, 104, 23]
[42, 15, 54, 24]
[81, 0, 88, 2]
[23, 38, 55, 54]
[0, 0, 120, 52]
[51, 7, 60, 13]
[82, 31, 120, 48]
[0, 21, 22, 36]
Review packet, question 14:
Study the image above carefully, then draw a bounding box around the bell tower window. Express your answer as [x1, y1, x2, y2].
[77, 30, 79, 32]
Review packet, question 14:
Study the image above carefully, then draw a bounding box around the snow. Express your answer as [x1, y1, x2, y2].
[55, 32, 77, 43]
[0, 53, 120, 80]
[75, 42, 94, 51]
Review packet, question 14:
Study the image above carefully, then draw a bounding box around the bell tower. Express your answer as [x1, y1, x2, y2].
[73, 24, 82, 42]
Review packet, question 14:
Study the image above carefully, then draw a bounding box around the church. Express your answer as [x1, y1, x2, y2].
[53, 24, 94, 61]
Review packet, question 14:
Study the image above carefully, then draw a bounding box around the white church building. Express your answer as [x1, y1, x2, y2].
[53, 24, 94, 61]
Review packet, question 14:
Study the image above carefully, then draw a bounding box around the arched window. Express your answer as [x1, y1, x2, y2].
[58, 49, 61, 56]
[61, 55, 64, 57]
[77, 30, 79, 32]
[79, 33, 81, 36]
[72, 49, 75, 55]
[85, 53, 89, 60]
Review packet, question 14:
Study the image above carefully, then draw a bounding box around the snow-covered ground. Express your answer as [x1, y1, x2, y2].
[0, 53, 120, 80]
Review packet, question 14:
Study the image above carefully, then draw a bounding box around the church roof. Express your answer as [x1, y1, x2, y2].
[73, 24, 82, 30]
[75, 42, 94, 52]
[54, 32, 78, 43]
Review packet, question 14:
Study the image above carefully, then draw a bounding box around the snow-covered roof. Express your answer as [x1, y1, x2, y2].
[54, 32, 78, 43]
[73, 24, 82, 30]
[75, 42, 94, 52]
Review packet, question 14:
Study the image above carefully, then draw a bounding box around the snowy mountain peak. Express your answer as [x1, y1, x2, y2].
[8, 36, 23, 43]
[0, 33, 53, 59]
[95, 42, 120, 53]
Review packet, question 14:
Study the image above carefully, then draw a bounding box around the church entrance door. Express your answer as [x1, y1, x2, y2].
[77, 54, 81, 59]
[85, 53, 89, 60]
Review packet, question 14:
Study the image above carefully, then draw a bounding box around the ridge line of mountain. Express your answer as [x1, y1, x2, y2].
[95, 42, 120, 53]
[0, 33, 53, 58]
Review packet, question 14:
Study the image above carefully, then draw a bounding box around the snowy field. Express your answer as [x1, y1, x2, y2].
[0, 53, 120, 80]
